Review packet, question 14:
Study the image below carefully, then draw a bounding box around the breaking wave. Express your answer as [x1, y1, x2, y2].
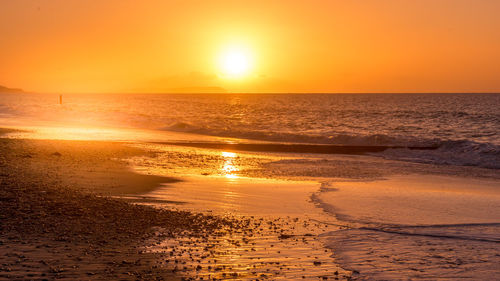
[379, 140, 500, 169]
[163, 122, 500, 169]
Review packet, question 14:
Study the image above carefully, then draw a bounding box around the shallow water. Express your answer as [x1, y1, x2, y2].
[313, 176, 500, 279]
[1, 92, 499, 168]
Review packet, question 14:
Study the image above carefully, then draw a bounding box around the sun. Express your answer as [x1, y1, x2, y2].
[217, 46, 252, 78]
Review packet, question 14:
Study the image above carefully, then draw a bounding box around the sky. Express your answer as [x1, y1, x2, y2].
[1, 0, 499, 93]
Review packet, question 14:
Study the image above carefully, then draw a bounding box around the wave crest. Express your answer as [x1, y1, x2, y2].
[162, 122, 499, 169]
[380, 140, 500, 169]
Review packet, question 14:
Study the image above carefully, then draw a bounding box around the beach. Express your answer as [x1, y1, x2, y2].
[3, 0, 500, 279]
[0, 133, 250, 280]
[0, 93, 499, 280]
[0, 130, 353, 280]
[2, 127, 499, 280]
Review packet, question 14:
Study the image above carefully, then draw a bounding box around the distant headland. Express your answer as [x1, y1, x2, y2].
[0, 85, 25, 93]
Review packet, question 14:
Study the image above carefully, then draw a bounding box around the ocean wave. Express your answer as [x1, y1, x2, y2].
[162, 121, 439, 146]
[379, 140, 500, 169]
[162, 122, 499, 169]
[0, 104, 18, 117]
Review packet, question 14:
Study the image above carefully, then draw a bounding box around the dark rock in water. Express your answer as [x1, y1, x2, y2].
[313, 261, 322, 266]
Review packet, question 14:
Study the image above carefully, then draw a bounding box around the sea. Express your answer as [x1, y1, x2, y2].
[1, 92, 499, 279]
[1, 93, 499, 168]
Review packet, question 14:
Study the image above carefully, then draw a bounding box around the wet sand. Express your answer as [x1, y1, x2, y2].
[132, 175, 351, 280]
[9, 124, 498, 280]
[0, 128, 358, 280]
[124, 141, 500, 280]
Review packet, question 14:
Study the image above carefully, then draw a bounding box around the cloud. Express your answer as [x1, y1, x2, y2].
[132, 71, 302, 93]
[134, 72, 225, 93]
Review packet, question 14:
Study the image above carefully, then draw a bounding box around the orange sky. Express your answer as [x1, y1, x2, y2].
[1, 0, 499, 93]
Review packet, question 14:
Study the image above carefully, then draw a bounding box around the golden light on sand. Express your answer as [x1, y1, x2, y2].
[217, 46, 253, 79]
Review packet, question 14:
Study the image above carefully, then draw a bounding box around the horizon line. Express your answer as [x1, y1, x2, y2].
[11, 91, 500, 95]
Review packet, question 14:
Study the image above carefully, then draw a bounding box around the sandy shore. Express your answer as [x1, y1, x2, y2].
[0, 128, 356, 280]
[0, 132, 245, 280]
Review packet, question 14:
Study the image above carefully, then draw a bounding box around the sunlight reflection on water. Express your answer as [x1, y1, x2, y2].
[221, 151, 239, 179]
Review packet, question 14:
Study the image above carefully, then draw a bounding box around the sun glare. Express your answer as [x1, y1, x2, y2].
[218, 47, 252, 78]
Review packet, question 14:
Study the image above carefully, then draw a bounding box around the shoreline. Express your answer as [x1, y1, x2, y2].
[3, 125, 499, 279]
[0, 134, 353, 280]
[126, 139, 500, 280]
